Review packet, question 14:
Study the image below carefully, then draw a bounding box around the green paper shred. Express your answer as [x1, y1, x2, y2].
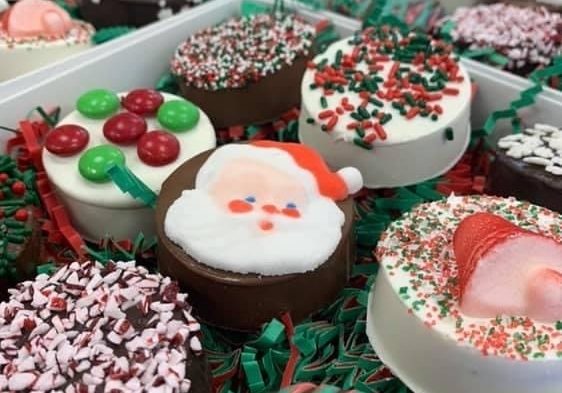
[241, 0, 271, 16]
[92, 27, 135, 45]
[55, 0, 81, 19]
[477, 56, 562, 139]
[106, 164, 157, 209]
[462, 47, 496, 59]
[488, 53, 509, 67]
[156, 73, 180, 95]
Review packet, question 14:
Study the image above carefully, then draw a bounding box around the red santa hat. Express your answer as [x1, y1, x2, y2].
[251, 141, 363, 200]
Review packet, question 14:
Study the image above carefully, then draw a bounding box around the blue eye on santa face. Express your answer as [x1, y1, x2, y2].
[245, 196, 256, 203]
[286, 202, 297, 209]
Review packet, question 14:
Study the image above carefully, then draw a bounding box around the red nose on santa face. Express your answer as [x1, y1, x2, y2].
[259, 220, 274, 231]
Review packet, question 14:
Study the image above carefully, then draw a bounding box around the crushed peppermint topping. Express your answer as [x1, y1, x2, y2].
[0, 21, 94, 47]
[498, 123, 562, 176]
[171, 13, 315, 90]
[444, 3, 562, 70]
[377, 195, 562, 360]
[0, 261, 203, 392]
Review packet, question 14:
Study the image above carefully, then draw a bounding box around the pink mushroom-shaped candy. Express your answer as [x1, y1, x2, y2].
[2, 0, 72, 38]
[454, 212, 562, 322]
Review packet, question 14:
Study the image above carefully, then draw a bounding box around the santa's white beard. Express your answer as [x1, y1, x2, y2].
[164, 190, 345, 276]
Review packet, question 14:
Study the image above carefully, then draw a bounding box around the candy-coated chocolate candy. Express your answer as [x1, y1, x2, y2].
[77, 89, 120, 119]
[122, 89, 164, 116]
[157, 100, 199, 132]
[137, 131, 180, 166]
[103, 112, 147, 145]
[45, 124, 90, 156]
[79, 145, 125, 183]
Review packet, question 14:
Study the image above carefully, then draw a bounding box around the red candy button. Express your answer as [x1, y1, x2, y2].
[122, 89, 164, 116]
[45, 124, 90, 157]
[103, 112, 147, 145]
[137, 131, 180, 166]
[11, 181, 25, 196]
[14, 209, 28, 222]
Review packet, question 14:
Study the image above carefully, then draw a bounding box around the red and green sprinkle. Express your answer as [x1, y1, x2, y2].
[376, 195, 562, 360]
[171, 13, 315, 90]
[307, 25, 465, 149]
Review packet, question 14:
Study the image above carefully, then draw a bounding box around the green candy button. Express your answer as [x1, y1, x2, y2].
[77, 89, 120, 119]
[79, 145, 125, 183]
[157, 100, 200, 132]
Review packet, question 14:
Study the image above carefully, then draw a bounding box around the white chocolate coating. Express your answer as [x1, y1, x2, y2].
[367, 273, 562, 393]
[367, 195, 562, 393]
[299, 36, 472, 188]
[0, 22, 94, 82]
[42, 92, 216, 241]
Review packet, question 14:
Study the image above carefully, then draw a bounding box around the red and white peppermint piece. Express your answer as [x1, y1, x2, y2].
[0, 261, 202, 390]
[47, 296, 67, 312]
[8, 372, 36, 390]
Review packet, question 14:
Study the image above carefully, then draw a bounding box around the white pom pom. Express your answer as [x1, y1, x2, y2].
[337, 167, 363, 195]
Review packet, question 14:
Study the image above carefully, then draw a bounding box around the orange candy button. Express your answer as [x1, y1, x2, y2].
[282, 208, 301, 218]
[262, 204, 280, 214]
[228, 199, 253, 213]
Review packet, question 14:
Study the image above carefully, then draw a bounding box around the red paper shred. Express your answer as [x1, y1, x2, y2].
[281, 313, 299, 388]
[19, 121, 43, 170]
[10, 121, 87, 261]
[436, 142, 489, 196]
[315, 19, 331, 33]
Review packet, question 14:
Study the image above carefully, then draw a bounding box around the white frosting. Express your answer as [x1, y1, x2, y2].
[0, 22, 94, 82]
[367, 271, 562, 393]
[498, 123, 562, 176]
[42, 91, 216, 241]
[165, 144, 346, 276]
[0, 38, 92, 83]
[299, 35, 472, 188]
[367, 195, 562, 393]
[43, 92, 216, 209]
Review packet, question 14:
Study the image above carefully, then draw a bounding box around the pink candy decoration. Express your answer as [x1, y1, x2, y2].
[2, 0, 72, 38]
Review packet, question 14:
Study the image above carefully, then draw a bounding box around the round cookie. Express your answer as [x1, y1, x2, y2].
[486, 123, 562, 213]
[41, 88, 216, 242]
[156, 141, 362, 331]
[171, 13, 315, 129]
[299, 26, 472, 188]
[0, 260, 210, 392]
[368, 195, 562, 393]
[0, 0, 94, 82]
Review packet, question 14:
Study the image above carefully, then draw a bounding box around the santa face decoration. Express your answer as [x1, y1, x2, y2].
[164, 141, 363, 276]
